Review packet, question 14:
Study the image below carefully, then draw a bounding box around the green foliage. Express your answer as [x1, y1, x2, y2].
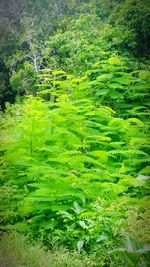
[114, 0, 150, 56]
[1, 0, 149, 104]
[1, 68, 150, 264]
[37, 54, 150, 122]
[10, 62, 38, 95]
[43, 14, 105, 74]
[0, 1, 150, 265]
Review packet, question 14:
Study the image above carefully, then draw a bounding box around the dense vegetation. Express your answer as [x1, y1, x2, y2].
[0, 0, 150, 266]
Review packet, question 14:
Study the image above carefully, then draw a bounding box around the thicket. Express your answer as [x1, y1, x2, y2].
[0, 0, 150, 266]
[0, 0, 150, 107]
[1, 53, 150, 266]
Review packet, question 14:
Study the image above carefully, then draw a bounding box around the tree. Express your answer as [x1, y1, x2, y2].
[115, 0, 150, 56]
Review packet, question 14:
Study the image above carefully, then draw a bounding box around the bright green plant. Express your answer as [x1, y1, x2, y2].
[1, 53, 150, 266]
[37, 54, 150, 122]
[1, 89, 149, 244]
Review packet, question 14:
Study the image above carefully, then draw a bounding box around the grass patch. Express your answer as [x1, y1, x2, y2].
[0, 232, 95, 267]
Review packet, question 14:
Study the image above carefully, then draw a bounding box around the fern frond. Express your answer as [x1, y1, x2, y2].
[127, 118, 144, 127]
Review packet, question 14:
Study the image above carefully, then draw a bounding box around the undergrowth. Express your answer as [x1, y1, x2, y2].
[0, 53, 150, 266]
[0, 232, 93, 267]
